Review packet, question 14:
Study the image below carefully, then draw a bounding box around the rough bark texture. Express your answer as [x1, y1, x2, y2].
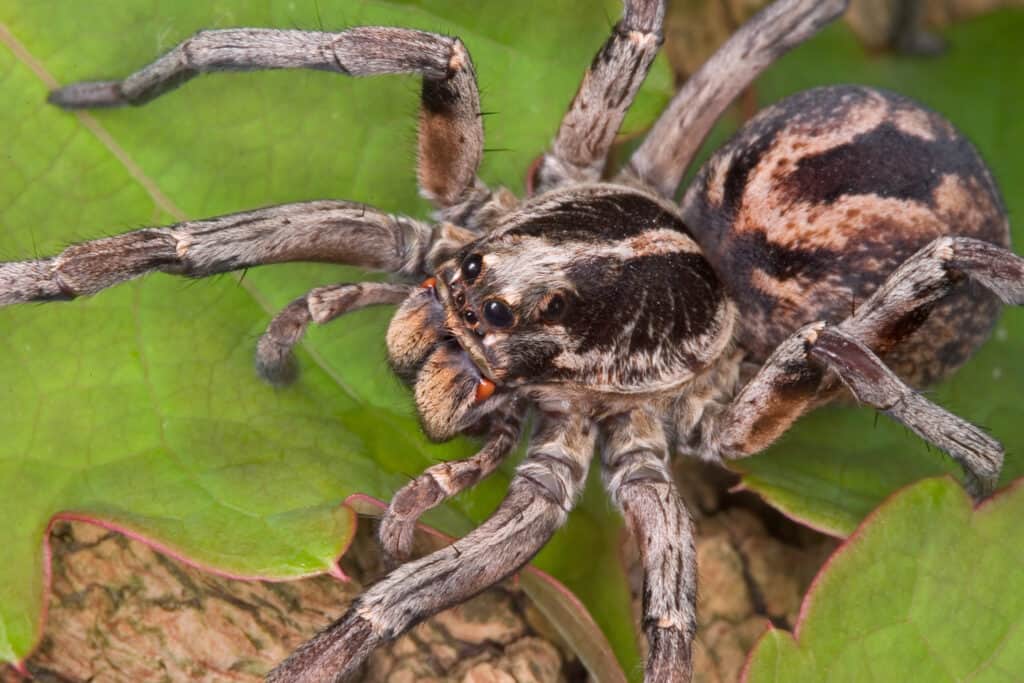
[667, 461, 837, 683]
[1, 462, 835, 683]
[0, 518, 575, 683]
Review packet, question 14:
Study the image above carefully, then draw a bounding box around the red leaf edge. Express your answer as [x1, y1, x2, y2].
[18, 493, 625, 682]
[737, 474, 1024, 682]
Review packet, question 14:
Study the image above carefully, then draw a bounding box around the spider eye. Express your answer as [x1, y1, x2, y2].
[540, 293, 567, 323]
[461, 254, 483, 282]
[483, 299, 514, 328]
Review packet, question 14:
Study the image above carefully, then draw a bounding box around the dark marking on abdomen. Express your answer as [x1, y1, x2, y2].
[683, 84, 1010, 388]
[784, 122, 984, 206]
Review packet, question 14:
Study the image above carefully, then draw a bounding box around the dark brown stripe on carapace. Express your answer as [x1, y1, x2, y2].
[505, 337, 562, 382]
[562, 251, 724, 354]
[502, 192, 692, 245]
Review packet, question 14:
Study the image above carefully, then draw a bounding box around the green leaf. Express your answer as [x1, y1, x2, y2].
[742, 476, 1024, 682]
[0, 1, 672, 675]
[3, 0, 1021, 677]
[732, 11, 1024, 537]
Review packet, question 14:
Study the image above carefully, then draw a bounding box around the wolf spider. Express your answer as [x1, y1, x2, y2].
[3, 0, 1022, 680]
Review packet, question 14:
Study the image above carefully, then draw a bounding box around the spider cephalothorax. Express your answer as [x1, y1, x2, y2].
[4, 0, 1023, 681]
[389, 185, 736, 440]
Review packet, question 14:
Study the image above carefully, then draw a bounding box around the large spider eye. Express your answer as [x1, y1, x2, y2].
[483, 299, 514, 328]
[461, 253, 483, 282]
[540, 293, 567, 323]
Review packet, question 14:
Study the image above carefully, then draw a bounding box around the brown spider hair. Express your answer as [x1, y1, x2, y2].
[3, 1, 1021, 681]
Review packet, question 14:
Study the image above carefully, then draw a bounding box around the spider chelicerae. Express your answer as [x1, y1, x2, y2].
[3, 0, 1022, 681]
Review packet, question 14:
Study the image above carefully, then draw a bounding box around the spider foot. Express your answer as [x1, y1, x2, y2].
[255, 298, 309, 387]
[48, 80, 128, 109]
[377, 512, 417, 566]
[254, 343, 299, 387]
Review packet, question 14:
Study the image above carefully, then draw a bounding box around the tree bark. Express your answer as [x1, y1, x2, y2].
[2, 463, 834, 683]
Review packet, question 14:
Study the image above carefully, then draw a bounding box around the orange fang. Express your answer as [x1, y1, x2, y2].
[474, 378, 496, 402]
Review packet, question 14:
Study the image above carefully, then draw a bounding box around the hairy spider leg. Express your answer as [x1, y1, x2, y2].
[0, 201, 437, 306]
[378, 405, 523, 563]
[267, 411, 597, 683]
[531, 0, 665, 193]
[683, 237, 1024, 500]
[47, 27, 488, 215]
[621, 0, 849, 197]
[812, 327, 1002, 499]
[256, 282, 413, 385]
[837, 237, 1024, 352]
[602, 409, 697, 683]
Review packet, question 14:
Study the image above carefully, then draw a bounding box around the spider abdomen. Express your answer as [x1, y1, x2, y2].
[683, 85, 1009, 386]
